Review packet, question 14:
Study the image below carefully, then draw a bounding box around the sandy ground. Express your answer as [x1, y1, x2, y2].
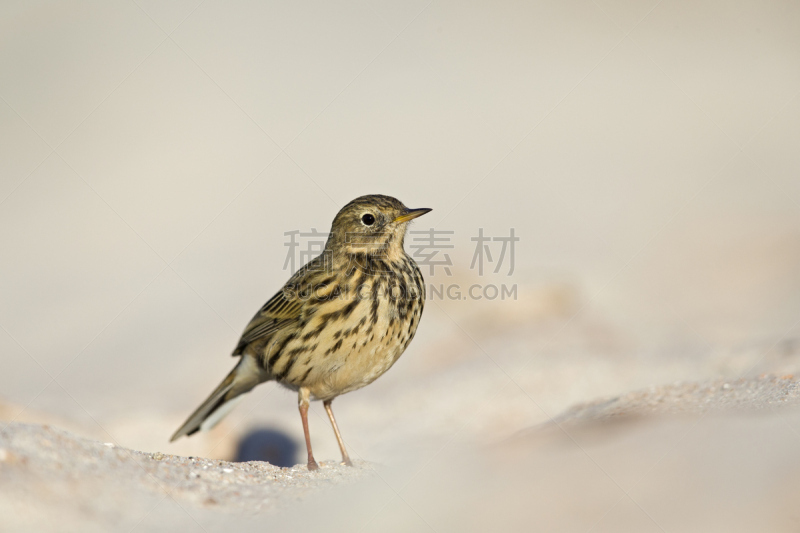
[4, 360, 800, 532]
[0, 422, 371, 532]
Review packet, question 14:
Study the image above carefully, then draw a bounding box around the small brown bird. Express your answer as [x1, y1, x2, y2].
[171, 194, 430, 470]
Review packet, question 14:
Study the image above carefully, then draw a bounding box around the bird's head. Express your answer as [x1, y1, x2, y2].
[326, 194, 431, 259]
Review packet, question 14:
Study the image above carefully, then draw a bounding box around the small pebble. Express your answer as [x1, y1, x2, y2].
[222, 468, 234, 473]
[103, 443, 115, 448]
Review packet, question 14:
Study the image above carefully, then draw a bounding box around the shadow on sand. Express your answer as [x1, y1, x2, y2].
[234, 428, 299, 467]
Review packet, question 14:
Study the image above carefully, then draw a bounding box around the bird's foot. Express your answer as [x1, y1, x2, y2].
[307, 459, 319, 471]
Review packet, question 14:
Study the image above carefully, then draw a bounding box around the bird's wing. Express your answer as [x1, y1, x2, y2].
[232, 286, 303, 356]
[232, 253, 331, 356]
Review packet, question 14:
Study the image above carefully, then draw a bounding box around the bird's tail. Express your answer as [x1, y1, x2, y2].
[170, 355, 265, 442]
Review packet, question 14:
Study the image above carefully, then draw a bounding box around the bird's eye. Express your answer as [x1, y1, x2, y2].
[361, 213, 376, 226]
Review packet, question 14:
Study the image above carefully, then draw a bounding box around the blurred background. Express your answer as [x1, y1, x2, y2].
[2, 0, 800, 530]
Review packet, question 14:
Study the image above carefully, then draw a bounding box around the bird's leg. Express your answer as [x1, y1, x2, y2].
[298, 387, 318, 471]
[323, 399, 353, 466]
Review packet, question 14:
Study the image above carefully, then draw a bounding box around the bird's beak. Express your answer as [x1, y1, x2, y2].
[394, 207, 432, 224]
